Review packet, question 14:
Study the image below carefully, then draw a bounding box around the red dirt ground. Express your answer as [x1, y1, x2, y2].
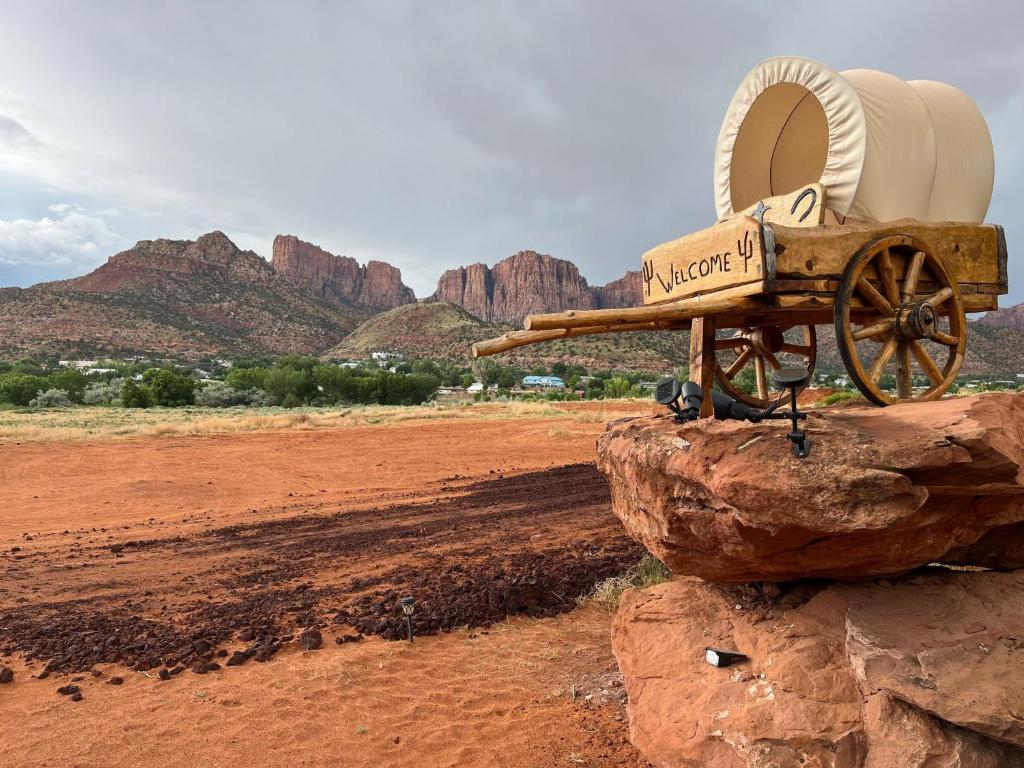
[0, 412, 653, 767]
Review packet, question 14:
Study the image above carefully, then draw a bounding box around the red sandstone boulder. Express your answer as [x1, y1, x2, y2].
[596, 394, 1024, 581]
[612, 571, 1024, 768]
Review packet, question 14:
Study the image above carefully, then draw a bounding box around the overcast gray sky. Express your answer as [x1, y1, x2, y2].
[0, 1, 1022, 301]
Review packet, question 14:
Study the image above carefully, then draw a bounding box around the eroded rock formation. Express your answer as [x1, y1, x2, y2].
[612, 573, 1024, 767]
[271, 234, 415, 311]
[432, 251, 640, 324]
[596, 393, 1024, 581]
[602, 393, 1024, 766]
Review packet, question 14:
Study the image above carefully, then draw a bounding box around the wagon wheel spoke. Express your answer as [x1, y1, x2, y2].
[877, 248, 900, 306]
[931, 330, 960, 347]
[725, 347, 754, 379]
[856, 277, 894, 317]
[923, 286, 954, 308]
[754, 355, 768, 400]
[901, 251, 926, 302]
[909, 340, 943, 385]
[779, 342, 812, 356]
[715, 336, 749, 351]
[896, 343, 913, 398]
[763, 352, 782, 370]
[853, 317, 895, 341]
[868, 337, 898, 382]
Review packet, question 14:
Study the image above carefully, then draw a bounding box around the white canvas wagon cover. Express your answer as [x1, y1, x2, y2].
[714, 56, 994, 224]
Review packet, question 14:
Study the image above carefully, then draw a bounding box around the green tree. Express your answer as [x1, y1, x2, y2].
[604, 376, 632, 398]
[121, 379, 153, 408]
[275, 355, 319, 372]
[375, 372, 439, 405]
[459, 373, 475, 389]
[11, 358, 45, 376]
[734, 366, 756, 395]
[411, 360, 442, 379]
[0, 373, 49, 406]
[48, 369, 89, 403]
[231, 356, 274, 370]
[264, 367, 314, 404]
[226, 367, 268, 391]
[313, 364, 356, 404]
[148, 369, 197, 406]
[496, 367, 520, 389]
[478, 360, 504, 388]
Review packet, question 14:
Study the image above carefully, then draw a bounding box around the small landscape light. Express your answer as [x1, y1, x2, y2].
[705, 647, 746, 668]
[400, 596, 415, 643]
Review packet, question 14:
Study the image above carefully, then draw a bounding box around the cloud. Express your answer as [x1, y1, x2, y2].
[0, 3, 1021, 301]
[0, 115, 39, 151]
[0, 204, 126, 271]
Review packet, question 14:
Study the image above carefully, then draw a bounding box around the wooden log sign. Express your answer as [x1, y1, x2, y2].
[641, 216, 766, 306]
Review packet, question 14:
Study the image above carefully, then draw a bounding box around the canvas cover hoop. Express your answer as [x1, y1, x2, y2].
[714, 56, 994, 224]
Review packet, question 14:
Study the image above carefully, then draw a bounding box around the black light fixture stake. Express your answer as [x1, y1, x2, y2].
[400, 596, 415, 643]
[655, 366, 811, 458]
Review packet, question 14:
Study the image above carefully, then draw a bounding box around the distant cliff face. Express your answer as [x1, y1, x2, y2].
[271, 235, 415, 311]
[432, 251, 641, 325]
[977, 302, 1024, 332]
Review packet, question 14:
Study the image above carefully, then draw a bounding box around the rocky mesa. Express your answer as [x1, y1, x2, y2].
[0, 232, 364, 360]
[432, 250, 641, 325]
[271, 235, 416, 311]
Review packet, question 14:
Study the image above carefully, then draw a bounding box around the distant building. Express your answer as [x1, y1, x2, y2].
[371, 351, 403, 361]
[58, 360, 98, 371]
[466, 382, 484, 393]
[522, 375, 565, 389]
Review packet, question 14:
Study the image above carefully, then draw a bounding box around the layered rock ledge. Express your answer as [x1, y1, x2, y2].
[596, 393, 1024, 582]
[612, 571, 1024, 768]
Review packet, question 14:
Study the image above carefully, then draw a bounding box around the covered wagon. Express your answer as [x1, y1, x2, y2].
[474, 56, 1007, 413]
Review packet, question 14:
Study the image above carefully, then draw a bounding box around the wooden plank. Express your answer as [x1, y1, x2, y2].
[771, 291, 997, 314]
[525, 290, 766, 331]
[768, 220, 1006, 290]
[724, 183, 826, 227]
[641, 216, 767, 306]
[472, 318, 690, 357]
[689, 316, 716, 418]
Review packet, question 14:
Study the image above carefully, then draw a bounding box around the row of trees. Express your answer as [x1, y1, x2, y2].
[0, 355, 442, 409]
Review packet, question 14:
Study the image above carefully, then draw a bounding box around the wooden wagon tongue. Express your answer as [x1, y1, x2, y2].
[472, 56, 1007, 412]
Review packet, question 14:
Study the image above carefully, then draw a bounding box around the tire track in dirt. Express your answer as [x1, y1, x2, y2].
[1, 463, 642, 675]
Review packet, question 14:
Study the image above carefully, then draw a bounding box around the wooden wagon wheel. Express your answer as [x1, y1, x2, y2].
[713, 325, 817, 408]
[834, 235, 966, 406]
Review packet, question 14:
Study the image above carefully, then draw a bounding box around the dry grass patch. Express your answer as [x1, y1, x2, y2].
[0, 400, 652, 443]
[585, 554, 672, 610]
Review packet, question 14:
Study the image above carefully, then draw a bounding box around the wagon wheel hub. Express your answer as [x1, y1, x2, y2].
[747, 327, 785, 356]
[896, 300, 938, 340]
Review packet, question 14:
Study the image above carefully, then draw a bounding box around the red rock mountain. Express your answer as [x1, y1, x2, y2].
[432, 251, 641, 325]
[271, 235, 415, 311]
[977, 301, 1024, 331]
[0, 232, 364, 360]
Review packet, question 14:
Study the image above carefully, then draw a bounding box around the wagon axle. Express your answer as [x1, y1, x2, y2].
[895, 300, 937, 341]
